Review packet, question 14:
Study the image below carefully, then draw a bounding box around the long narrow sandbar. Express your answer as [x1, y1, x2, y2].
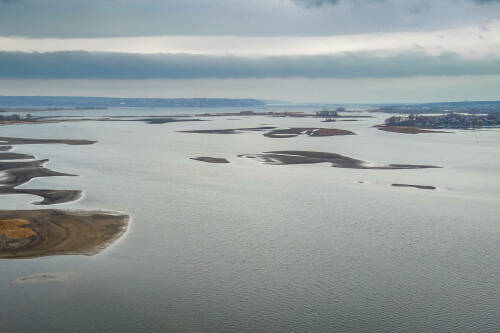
[239, 151, 441, 169]
[0, 137, 96, 145]
[191, 157, 230, 164]
[392, 184, 437, 190]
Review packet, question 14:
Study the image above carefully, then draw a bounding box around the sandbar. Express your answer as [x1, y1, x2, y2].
[264, 128, 355, 138]
[191, 157, 230, 164]
[239, 151, 441, 169]
[392, 184, 437, 190]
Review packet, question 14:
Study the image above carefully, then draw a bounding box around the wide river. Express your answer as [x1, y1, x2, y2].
[1, 107, 499, 332]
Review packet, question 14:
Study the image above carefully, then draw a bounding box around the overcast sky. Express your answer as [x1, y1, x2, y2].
[1, 0, 499, 103]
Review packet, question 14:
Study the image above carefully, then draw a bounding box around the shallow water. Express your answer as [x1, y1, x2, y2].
[1, 108, 499, 332]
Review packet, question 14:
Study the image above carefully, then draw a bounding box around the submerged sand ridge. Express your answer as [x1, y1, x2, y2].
[0, 210, 128, 259]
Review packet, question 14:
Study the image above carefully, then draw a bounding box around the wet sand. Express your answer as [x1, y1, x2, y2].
[392, 184, 437, 190]
[239, 151, 441, 169]
[376, 125, 449, 134]
[191, 157, 230, 164]
[0, 209, 128, 259]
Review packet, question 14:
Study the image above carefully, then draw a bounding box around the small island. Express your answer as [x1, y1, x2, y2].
[0, 209, 128, 259]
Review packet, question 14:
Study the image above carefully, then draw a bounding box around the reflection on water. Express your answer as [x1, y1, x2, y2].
[1, 107, 499, 332]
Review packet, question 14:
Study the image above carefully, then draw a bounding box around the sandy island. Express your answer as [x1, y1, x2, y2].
[239, 151, 441, 169]
[0, 209, 128, 259]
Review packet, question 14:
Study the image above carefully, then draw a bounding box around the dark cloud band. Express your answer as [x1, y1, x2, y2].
[0, 51, 499, 79]
[294, 0, 500, 6]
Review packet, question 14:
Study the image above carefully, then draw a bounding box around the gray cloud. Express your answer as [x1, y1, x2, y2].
[0, 0, 499, 38]
[0, 51, 499, 79]
[293, 0, 340, 7]
[294, 0, 499, 6]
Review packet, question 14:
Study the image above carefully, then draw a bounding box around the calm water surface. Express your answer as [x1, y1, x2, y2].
[1, 108, 499, 332]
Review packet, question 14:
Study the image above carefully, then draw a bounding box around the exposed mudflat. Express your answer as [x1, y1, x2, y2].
[239, 151, 441, 169]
